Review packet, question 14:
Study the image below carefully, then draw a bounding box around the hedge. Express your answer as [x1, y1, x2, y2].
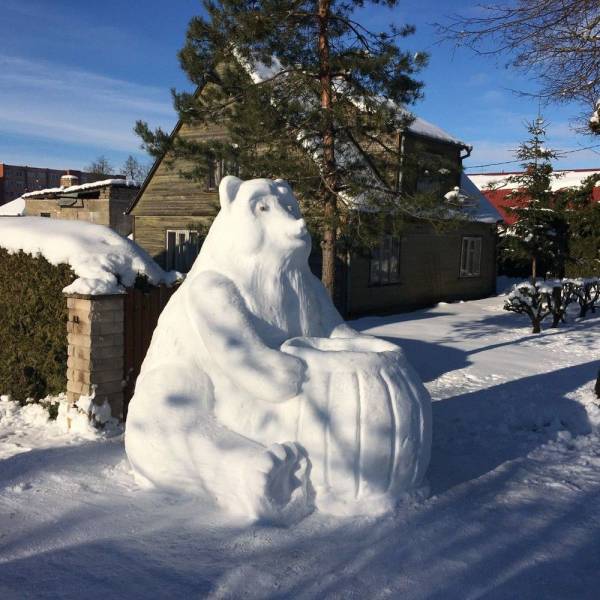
[0, 249, 76, 403]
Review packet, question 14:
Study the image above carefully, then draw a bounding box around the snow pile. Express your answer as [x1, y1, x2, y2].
[0, 197, 25, 216]
[21, 178, 138, 198]
[0, 394, 120, 461]
[125, 177, 431, 523]
[57, 393, 119, 438]
[0, 217, 179, 295]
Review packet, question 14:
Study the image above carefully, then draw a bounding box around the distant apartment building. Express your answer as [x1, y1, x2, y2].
[0, 163, 110, 207]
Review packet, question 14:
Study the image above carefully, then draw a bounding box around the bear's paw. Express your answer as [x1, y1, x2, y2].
[243, 442, 313, 525]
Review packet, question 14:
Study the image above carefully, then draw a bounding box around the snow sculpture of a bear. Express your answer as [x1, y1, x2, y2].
[125, 176, 431, 523]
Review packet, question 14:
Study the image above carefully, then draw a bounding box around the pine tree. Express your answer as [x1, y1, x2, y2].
[562, 173, 600, 276]
[135, 0, 428, 296]
[500, 118, 569, 280]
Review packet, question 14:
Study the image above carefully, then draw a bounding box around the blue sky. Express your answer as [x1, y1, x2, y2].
[1, 0, 598, 178]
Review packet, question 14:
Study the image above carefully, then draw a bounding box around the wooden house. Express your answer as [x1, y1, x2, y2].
[127, 115, 500, 317]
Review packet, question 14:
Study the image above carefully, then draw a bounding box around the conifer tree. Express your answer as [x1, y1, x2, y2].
[562, 173, 600, 276]
[135, 0, 428, 296]
[500, 118, 569, 280]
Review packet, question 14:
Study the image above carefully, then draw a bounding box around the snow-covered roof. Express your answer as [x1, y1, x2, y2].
[242, 55, 468, 148]
[343, 173, 501, 223]
[406, 115, 466, 146]
[0, 197, 25, 216]
[458, 173, 503, 223]
[0, 217, 179, 295]
[469, 169, 600, 193]
[22, 178, 138, 199]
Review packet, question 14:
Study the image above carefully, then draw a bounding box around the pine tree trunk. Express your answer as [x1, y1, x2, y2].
[317, 0, 337, 297]
[531, 256, 537, 282]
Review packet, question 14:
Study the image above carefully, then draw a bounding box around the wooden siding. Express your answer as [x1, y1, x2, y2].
[346, 221, 496, 316]
[133, 215, 215, 268]
[131, 120, 227, 218]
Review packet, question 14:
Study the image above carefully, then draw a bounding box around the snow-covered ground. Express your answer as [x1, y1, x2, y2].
[1, 293, 600, 599]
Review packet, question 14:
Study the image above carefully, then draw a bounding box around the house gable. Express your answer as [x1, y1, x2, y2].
[129, 119, 228, 218]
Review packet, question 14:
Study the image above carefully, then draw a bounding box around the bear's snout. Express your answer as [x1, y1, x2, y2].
[290, 218, 308, 238]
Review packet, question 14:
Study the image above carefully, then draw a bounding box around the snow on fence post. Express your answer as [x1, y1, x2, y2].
[64, 292, 125, 419]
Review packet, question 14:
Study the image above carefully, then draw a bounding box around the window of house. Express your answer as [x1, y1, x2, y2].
[166, 230, 202, 272]
[369, 235, 401, 285]
[206, 158, 239, 191]
[460, 236, 482, 277]
[40, 212, 51, 218]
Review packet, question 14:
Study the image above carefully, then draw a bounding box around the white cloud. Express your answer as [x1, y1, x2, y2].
[481, 90, 504, 104]
[465, 72, 491, 88]
[0, 55, 175, 154]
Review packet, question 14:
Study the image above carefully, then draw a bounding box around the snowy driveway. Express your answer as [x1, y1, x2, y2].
[1, 295, 600, 599]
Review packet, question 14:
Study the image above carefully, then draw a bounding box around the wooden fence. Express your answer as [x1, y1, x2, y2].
[123, 284, 177, 419]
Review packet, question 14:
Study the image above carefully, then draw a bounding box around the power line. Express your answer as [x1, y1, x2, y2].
[464, 143, 600, 171]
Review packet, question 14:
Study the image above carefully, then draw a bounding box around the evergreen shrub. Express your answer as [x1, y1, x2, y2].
[0, 249, 75, 402]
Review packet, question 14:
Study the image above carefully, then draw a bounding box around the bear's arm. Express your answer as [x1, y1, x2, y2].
[309, 273, 362, 338]
[186, 270, 305, 402]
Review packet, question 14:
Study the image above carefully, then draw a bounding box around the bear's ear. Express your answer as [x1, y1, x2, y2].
[274, 178, 293, 196]
[219, 176, 242, 210]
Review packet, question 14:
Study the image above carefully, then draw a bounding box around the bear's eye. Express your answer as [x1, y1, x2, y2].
[259, 205, 268, 212]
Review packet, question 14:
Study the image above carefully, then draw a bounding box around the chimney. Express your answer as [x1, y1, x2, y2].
[60, 171, 79, 188]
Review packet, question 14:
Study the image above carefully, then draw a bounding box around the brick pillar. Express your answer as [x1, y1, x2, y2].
[65, 293, 125, 419]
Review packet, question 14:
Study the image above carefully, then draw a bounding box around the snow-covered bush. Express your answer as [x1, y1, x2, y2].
[546, 280, 574, 328]
[505, 278, 599, 333]
[564, 277, 600, 318]
[504, 281, 553, 333]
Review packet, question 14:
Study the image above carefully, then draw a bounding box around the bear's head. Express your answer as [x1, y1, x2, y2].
[189, 177, 320, 333]
[210, 176, 311, 262]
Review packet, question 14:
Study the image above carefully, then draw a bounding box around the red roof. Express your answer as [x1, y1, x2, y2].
[483, 190, 520, 224]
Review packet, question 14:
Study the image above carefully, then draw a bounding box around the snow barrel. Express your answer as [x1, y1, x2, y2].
[280, 335, 431, 516]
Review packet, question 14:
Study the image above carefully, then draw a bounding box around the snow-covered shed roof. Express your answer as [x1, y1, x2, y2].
[0, 217, 178, 295]
[469, 169, 600, 193]
[0, 197, 25, 216]
[22, 178, 138, 199]
[458, 173, 503, 223]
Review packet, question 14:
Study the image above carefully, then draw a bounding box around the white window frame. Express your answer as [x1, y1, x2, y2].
[369, 235, 401, 286]
[165, 229, 202, 272]
[460, 236, 482, 278]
